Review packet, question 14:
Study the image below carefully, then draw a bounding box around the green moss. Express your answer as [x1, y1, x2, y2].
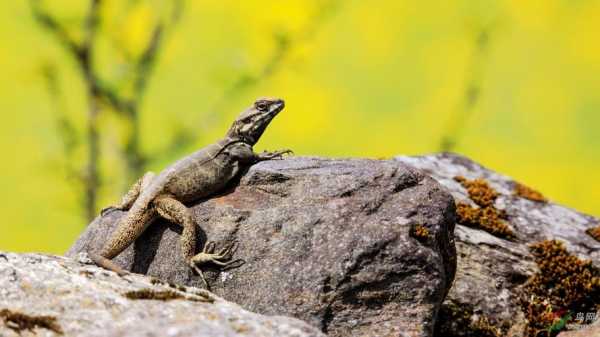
[522, 240, 600, 337]
[0, 308, 63, 335]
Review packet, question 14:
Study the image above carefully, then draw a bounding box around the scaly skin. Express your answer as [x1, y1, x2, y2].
[89, 98, 290, 287]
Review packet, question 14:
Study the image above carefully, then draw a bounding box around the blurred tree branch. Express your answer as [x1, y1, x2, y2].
[206, 0, 342, 122]
[31, 0, 102, 222]
[31, 0, 336, 222]
[40, 62, 79, 181]
[439, 26, 492, 152]
[159, 0, 343, 157]
[31, 0, 183, 222]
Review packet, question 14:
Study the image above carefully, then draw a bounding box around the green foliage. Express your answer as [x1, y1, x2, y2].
[0, 0, 599, 252]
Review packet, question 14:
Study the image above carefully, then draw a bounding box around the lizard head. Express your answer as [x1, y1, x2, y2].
[227, 97, 285, 145]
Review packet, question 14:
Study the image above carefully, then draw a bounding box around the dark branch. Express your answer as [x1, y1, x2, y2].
[31, 0, 105, 222]
[30, 0, 82, 57]
[40, 63, 80, 181]
[439, 27, 492, 152]
[133, 24, 164, 99]
[83, 0, 101, 50]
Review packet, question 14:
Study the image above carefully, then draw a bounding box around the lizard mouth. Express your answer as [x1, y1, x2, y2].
[270, 99, 285, 114]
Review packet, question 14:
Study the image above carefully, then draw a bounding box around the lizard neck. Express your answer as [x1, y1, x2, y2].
[220, 136, 250, 147]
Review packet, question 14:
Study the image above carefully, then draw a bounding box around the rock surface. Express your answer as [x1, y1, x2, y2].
[557, 319, 600, 337]
[0, 252, 325, 337]
[395, 153, 600, 337]
[68, 157, 457, 337]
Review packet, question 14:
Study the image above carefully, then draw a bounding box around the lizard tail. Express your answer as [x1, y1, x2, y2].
[88, 252, 130, 276]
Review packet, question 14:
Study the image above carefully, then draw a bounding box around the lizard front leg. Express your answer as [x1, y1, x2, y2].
[154, 195, 240, 288]
[101, 172, 155, 216]
[255, 149, 293, 161]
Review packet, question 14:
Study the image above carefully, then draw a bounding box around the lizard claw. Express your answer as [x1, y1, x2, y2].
[189, 241, 245, 288]
[279, 149, 294, 157]
[259, 149, 294, 160]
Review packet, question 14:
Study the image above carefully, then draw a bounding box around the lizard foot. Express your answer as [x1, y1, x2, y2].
[257, 149, 294, 161]
[189, 241, 244, 289]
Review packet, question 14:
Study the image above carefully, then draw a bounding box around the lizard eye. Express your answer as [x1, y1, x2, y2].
[255, 101, 269, 111]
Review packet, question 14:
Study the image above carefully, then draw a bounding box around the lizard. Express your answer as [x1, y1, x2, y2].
[89, 97, 290, 287]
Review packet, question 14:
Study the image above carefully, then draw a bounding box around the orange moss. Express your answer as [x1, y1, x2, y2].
[522, 240, 600, 337]
[454, 176, 515, 240]
[412, 224, 430, 241]
[586, 226, 600, 243]
[0, 309, 63, 335]
[169, 283, 188, 292]
[124, 289, 185, 301]
[124, 288, 211, 302]
[456, 203, 514, 239]
[149, 277, 188, 292]
[454, 176, 499, 207]
[149, 277, 163, 285]
[434, 301, 503, 337]
[514, 182, 547, 203]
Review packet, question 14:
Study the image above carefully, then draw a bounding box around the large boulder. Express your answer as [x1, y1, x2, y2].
[395, 153, 600, 337]
[68, 157, 458, 337]
[0, 252, 325, 337]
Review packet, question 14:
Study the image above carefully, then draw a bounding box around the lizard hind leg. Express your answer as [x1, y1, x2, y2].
[153, 195, 243, 288]
[101, 171, 156, 216]
[153, 195, 204, 283]
[89, 206, 157, 275]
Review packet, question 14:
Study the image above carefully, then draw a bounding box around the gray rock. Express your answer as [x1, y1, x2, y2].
[68, 157, 457, 337]
[394, 153, 600, 337]
[0, 251, 325, 337]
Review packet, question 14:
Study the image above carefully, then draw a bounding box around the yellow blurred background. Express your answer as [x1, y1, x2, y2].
[1, 0, 599, 254]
